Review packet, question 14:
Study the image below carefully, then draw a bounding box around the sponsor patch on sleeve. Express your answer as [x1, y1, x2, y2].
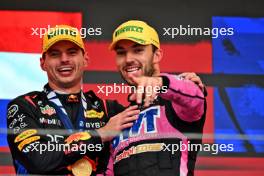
[14, 129, 38, 143]
[8, 104, 19, 119]
[18, 136, 40, 151]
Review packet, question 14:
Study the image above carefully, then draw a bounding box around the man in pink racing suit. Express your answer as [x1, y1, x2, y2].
[104, 20, 206, 176]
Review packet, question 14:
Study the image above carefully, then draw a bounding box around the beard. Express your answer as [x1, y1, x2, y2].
[144, 62, 155, 77]
[120, 56, 155, 86]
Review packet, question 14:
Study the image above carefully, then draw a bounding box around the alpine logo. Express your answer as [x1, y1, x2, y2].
[112, 106, 160, 148]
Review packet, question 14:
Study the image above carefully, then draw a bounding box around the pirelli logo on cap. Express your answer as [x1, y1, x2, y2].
[115, 25, 143, 37]
[109, 20, 160, 50]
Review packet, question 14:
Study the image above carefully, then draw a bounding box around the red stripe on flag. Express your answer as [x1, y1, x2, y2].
[196, 156, 264, 176]
[0, 146, 10, 152]
[196, 170, 264, 176]
[0, 166, 15, 174]
[196, 156, 264, 170]
[162, 41, 212, 73]
[0, 11, 82, 53]
[85, 42, 117, 71]
[84, 41, 212, 73]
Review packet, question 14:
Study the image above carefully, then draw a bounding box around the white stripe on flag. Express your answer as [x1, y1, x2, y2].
[0, 52, 47, 99]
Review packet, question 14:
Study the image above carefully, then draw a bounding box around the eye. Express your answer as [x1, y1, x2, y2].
[134, 47, 144, 53]
[48, 51, 60, 57]
[68, 49, 78, 55]
[116, 49, 126, 55]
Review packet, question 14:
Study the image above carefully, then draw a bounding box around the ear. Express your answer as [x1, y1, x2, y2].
[153, 48, 163, 64]
[152, 48, 163, 76]
[152, 63, 160, 76]
[83, 52, 90, 67]
[40, 57, 46, 71]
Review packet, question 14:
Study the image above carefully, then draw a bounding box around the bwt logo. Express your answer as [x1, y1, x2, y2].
[112, 106, 160, 148]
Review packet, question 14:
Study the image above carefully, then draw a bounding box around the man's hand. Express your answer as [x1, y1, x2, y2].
[96, 105, 140, 142]
[179, 72, 205, 92]
[129, 76, 162, 108]
[128, 72, 205, 108]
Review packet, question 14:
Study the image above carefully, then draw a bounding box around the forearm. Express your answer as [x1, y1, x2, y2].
[159, 73, 205, 122]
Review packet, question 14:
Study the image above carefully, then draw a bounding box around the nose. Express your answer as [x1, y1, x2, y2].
[60, 52, 70, 63]
[125, 51, 134, 63]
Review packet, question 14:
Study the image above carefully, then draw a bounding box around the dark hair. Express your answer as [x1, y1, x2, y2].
[152, 45, 158, 53]
[42, 53, 46, 59]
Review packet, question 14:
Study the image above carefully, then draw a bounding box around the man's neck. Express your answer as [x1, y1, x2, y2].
[48, 82, 81, 94]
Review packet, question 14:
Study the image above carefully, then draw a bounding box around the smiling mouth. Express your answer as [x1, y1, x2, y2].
[124, 66, 141, 73]
[57, 66, 74, 75]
